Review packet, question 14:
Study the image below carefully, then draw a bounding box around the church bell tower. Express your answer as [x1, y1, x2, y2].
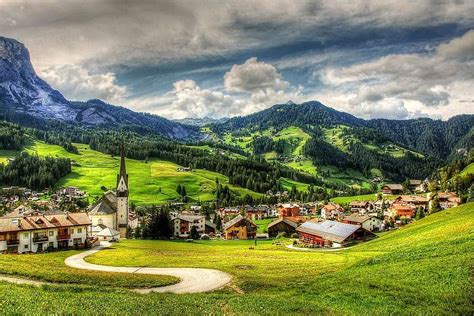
[116, 143, 129, 238]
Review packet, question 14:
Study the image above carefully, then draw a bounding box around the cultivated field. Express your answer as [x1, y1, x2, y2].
[0, 203, 472, 314]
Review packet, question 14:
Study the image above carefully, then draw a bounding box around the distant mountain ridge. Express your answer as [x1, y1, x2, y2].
[173, 117, 229, 126]
[0, 36, 195, 139]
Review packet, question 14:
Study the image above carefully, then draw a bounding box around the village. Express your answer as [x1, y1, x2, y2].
[0, 146, 464, 253]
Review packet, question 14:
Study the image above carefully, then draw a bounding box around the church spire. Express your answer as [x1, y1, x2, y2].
[116, 142, 128, 196]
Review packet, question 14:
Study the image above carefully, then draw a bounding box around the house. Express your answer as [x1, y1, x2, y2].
[393, 195, 428, 208]
[437, 192, 461, 209]
[245, 205, 267, 220]
[277, 203, 301, 217]
[88, 144, 129, 238]
[408, 180, 422, 191]
[267, 217, 303, 237]
[381, 184, 403, 195]
[224, 215, 257, 240]
[320, 204, 343, 220]
[217, 207, 240, 219]
[0, 210, 90, 254]
[341, 214, 383, 232]
[172, 214, 215, 238]
[296, 220, 375, 248]
[389, 205, 415, 218]
[349, 201, 372, 214]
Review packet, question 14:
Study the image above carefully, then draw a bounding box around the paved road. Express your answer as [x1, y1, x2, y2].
[64, 242, 232, 294]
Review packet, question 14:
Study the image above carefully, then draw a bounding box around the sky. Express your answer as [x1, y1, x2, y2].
[1, 0, 474, 120]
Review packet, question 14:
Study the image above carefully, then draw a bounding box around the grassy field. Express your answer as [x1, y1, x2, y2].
[330, 193, 399, 204]
[19, 141, 261, 205]
[461, 162, 474, 176]
[254, 218, 274, 233]
[0, 203, 471, 314]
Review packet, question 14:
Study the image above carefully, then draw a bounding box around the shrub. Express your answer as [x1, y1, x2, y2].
[290, 233, 299, 238]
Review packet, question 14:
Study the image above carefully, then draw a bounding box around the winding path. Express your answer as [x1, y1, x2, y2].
[64, 242, 232, 294]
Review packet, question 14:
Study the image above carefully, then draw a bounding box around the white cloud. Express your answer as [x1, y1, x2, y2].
[319, 30, 474, 119]
[224, 57, 288, 93]
[39, 64, 127, 103]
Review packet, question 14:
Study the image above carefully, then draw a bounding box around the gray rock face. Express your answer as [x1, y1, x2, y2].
[0, 36, 78, 121]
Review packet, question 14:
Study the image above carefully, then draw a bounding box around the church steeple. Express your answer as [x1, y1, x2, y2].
[116, 142, 128, 196]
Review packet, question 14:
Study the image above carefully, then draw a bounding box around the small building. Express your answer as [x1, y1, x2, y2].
[277, 203, 301, 217]
[381, 184, 403, 195]
[267, 217, 300, 237]
[341, 214, 383, 232]
[296, 220, 375, 248]
[96, 227, 121, 241]
[408, 180, 422, 191]
[320, 204, 343, 220]
[393, 195, 428, 208]
[437, 192, 461, 209]
[389, 205, 415, 218]
[224, 215, 257, 240]
[349, 201, 371, 213]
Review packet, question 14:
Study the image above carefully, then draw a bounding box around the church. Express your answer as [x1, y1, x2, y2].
[88, 144, 129, 238]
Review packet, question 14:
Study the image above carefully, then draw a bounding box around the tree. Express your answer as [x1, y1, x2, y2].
[215, 216, 222, 231]
[190, 225, 200, 239]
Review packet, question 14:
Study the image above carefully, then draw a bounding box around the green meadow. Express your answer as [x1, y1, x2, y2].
[20, 141, 262, 205]
[0, 203, 472, 314]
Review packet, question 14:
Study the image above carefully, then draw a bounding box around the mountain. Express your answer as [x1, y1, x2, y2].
[173, 117, 229, 126]
[0, 36, 195, 139]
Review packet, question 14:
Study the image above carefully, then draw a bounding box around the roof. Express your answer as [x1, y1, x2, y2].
[383, 184, 403, 190]
[296, 220, 361, 243]
[224, 215, 256, 230]
[174, 214, 204, 222]
[349, 201, 369, 207]
[205, 220, 216, 229]
[88, 191, 117, 215]
[342, 214, 371, 224]
[409, 179, 422, 186]
[0, 212, 91, 233]
[396, 195, 428, 203]
[322, 204, 340, 211]
[96, 227, 120, 237]
[267, 217, 299, 229]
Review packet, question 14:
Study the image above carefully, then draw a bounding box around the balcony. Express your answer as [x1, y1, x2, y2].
[33, 236, 48, 243]
[6, 239, 19, 246]
[56, 234, 71, 241]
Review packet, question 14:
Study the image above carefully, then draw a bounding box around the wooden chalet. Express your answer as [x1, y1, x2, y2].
[277, 203, 301, 217]
[341, 214, 382, 232]
[296, 220, 375, 248]
[381, 184, 403, 195]
[224, 215, 257, 240]
[267, 217, 303, 237]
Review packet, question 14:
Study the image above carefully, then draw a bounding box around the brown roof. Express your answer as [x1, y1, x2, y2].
[267, 217, 299, 229]
[342, 214, 370, 224]
[0, 212, 91, 234]
[224, 215, 256, 230]
[349, 201, 369, 207]
[396, 195, 428, 203]
[383, 184, 403, 190]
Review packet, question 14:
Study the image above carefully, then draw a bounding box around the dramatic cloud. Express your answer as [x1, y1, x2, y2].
[320, 30, 474, 118]
[224, 57, 288, 93]
[39, 64, 127, 103]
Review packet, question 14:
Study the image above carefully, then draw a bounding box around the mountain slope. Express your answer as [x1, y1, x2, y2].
[0, 36, 195, 139]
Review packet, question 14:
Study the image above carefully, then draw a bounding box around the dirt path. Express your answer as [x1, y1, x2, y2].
[64, 242, 232, 294]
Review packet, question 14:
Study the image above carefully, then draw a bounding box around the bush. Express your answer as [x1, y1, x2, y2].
[290, 233, 299, 238]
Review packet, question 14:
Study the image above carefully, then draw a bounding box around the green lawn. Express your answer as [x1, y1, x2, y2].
[0, 203, 471, 314]
[331, 193, 398, 205]
[254, 218, 274, 233]
[19, 141, 261, 205]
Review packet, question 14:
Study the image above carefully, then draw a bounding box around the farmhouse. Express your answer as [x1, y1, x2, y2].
[393, 195, 428, 208]
[267, 217, 301, 237]
[296, 220, 375, 248]
[341, 214, 382, 232]
[408, 179, 422, 191]
[0, 209, 90, 253]
[224, 215, 257, 240]
[389, 205, 415, 218]
[381, 184, 403, 195]
[172, 214, 215, 238]
[88, 144, 129, 238]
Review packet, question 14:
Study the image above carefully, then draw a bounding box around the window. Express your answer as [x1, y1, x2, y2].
[49, 231, 54, 236]
[71, 229, 74, 234]
[24, 245, 28, 249]
[23, 233, 28, 238]
[78, 228, 82, 234]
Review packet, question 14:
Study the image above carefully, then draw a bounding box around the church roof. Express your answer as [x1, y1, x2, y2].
[88, 190, 117, 215]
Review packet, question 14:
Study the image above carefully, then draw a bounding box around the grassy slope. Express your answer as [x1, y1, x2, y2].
[461, 162, 474, 176]
[330, 193, 398, 204]
[20, 141, 261, 205]
[0, 203, 473, 314]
